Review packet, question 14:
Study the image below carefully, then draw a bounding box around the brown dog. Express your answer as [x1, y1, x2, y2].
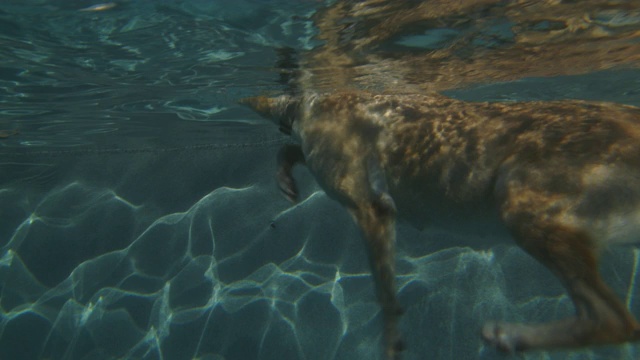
[242, 91, 640, 359]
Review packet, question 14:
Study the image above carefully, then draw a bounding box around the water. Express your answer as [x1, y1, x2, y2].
[0, 0, 316, 149]
[0, 1, 639, 359]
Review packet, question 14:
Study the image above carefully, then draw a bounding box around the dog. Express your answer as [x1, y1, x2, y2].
[242, 90, 640, 359]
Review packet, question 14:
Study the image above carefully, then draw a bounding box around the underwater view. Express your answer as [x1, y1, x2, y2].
[1, 0, 640, 359]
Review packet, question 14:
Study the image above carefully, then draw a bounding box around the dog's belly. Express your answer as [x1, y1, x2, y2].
[575, 208, 640, 247]
[603, 213, 640, 246]
[390, 182, 512, 246]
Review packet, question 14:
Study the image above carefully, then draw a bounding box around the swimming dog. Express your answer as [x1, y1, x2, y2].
[242, 91, 640, 359]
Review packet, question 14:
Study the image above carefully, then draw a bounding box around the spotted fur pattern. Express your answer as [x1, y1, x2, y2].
[242, 91, 640, 359]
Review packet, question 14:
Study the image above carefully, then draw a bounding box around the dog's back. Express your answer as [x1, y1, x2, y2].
[297, 92, 640, 244]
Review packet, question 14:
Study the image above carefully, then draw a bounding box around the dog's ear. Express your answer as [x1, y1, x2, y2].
[276, 47, 300, 96]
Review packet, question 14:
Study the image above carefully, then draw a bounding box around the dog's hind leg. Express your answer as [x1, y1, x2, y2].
[483, 212, 640, 352]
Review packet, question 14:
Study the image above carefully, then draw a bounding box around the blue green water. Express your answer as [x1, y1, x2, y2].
[1, 1, 639, 360]
[0, 0, 317, 149]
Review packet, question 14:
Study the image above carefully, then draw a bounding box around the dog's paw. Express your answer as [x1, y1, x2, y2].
[482, 321, 523, 353]
[277, 167, 298, 202]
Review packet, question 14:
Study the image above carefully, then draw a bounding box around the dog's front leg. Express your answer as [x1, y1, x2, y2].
[277, 144, 305, 203]
[349, 162, 404, 360]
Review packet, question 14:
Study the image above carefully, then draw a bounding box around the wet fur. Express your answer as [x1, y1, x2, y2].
[243, 91, 640, 359]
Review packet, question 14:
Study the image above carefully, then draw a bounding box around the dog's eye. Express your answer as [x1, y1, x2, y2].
[279, 126, 292, 135]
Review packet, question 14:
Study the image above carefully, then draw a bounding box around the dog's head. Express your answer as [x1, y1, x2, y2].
[240, 95, 300, 136]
